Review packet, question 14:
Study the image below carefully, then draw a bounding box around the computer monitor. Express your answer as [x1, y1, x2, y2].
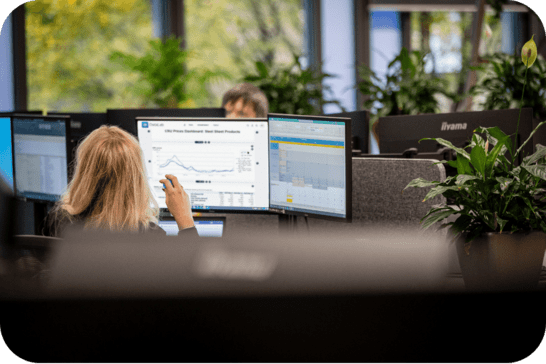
[268, 113, 352, 222]
[108, 108, 226, 136]
[326, 110, 369, 153]
[0, 165, 16, 264]
[158, 216, 226, 237]
[0, 111, 44, 189]
[11, 114, 70, 203]
[0, 115, 13, 189]
[378, 108, 534, 165]
[136, 117, 269, 213]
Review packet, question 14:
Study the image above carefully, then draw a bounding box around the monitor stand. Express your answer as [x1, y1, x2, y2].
[278, 214, 298, 234]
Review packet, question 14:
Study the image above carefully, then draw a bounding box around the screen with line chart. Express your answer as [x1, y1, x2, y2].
[137, 118, 269, 212]
[268, 113, 352, 222]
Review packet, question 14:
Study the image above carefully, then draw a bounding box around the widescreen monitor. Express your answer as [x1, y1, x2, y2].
[108, 108, 226, 136]
[326, 110, 369, 153]
[378, 108, 534, 165]
[268, 113, 352, 222]
[136, 117, 269, 213]
[11, 114, 70, 203]
[0, 111, 44, 189]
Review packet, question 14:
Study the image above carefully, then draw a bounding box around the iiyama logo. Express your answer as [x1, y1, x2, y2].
[441, 121, 467, 131]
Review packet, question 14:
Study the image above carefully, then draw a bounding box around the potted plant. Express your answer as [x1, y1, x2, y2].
[242, 53, 343, 115]
[472, 45, 546, 152]
[110, 36, 230, 108]
[472, 47, 546, 121]
[405, 36, 546, 291]
[357, 47, 457, 146]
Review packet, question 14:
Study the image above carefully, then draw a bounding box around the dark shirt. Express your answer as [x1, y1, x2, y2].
[45, 209, 199, 239]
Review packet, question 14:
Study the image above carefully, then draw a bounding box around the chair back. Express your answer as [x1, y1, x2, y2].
[13, 235, 62, 263]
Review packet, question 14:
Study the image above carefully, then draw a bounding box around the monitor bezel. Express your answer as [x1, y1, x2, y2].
[267, 113, 352, 223]
[377, 108, 534, 165]
[326, 110, 369, 154]
[11, 114, 71, 204]
[108, 108, 226, 136]
[135, 116, 273, 214]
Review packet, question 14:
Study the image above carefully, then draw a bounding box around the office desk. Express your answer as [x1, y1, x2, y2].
[1, 227, 545, 362]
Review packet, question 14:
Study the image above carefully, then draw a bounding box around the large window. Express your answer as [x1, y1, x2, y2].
[321, 0, 356, 114]
[410, 11, 503, 75]
[408, 9, 505, 113]
[184, 0, 304, 108]
[26, 0, 154, 112]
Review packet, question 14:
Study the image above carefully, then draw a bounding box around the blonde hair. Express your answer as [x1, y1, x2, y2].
[53, 125, 159, 233]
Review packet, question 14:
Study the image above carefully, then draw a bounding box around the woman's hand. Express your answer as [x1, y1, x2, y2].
[159, 174, 194, 230]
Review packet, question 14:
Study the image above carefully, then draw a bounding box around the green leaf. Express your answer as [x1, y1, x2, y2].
[456, 174, 479, 185]
[516, 121, 546, 157]
[485, 135, 511, 177]
[404, 177, 439, 190]
[471, 133, 486, 149]
[470, 145, 486, 178]
[419, 138, 471, 160]
[521, 165, 546, 180]
[479, 211, 498, 231]
[420, 206, 455, 222]
[495, 177, 513, 193]
[423, 185, 460, 202]
[451, 214, 473, 234]
[523, 144, 546, 165]
[255, 61, 268, 78]
[456, 152, 474, 175]
[421, 208, 458, 230]
[496, 215, 509, 232]
[497, 154, 512, 171]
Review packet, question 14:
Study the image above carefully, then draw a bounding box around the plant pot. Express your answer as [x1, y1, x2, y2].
[455, 231, 546, 292]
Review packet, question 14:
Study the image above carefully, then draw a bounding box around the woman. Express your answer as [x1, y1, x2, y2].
[47, 125, 196, 237]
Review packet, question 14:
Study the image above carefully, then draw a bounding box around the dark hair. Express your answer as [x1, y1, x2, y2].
[221, 83, 269, 117]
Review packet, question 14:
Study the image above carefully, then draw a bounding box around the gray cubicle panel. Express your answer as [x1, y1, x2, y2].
[351, 157, 446, 223]
[306, 157, 447, 232]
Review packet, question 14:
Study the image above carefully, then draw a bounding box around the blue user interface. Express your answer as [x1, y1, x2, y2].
[0, 117, 12, 189]
[268, 116, 347, 218]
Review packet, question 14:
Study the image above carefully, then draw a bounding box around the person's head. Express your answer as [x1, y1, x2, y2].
[57, 125, 158, 232]
[222, 83, 269, 118]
